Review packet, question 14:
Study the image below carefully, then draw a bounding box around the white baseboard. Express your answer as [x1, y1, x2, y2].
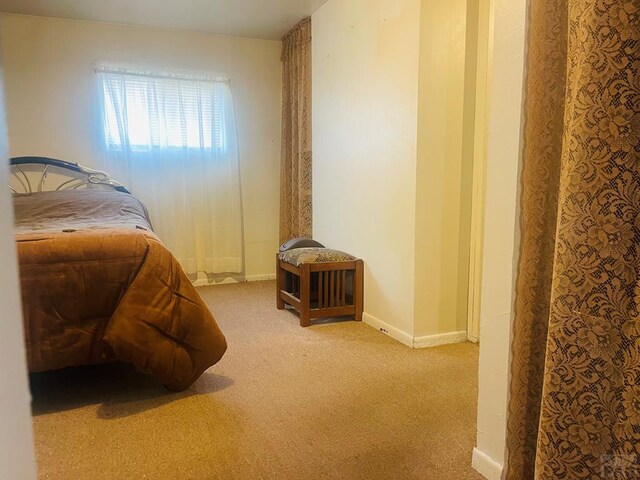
[413, 330, 469, 348]
[364, 313, 469, 349]
[363, 312, 414, 347]
[193, 273, 275, 287]
[245, 274, 276, 282]
[192, 277, 240, 287]
[472, 448, 503, 480]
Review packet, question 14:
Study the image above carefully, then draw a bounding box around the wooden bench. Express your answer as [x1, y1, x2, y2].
[276, 248, 363, 327]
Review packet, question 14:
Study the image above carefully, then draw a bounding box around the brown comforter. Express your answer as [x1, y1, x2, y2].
[14, 190, 227, 390]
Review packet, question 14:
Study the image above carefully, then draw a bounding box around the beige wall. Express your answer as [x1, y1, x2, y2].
[473, 0, 527, 478]
[0, 55, 36, 478]
[313, 0, 476, 345]
[413, 0, 472, 340]
[312, 0, 421, 340]
[0, 14, 282, 279]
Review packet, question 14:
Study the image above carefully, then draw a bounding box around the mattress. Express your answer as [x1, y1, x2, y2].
[14, 189, 227, 390]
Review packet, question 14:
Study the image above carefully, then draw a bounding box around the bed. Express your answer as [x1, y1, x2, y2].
[11, 156, 227, 391]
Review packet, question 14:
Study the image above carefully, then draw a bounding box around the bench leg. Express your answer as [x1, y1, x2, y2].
[276, 255, 285, 310]
[354, 260, 364, 322]
[299, 264, 311, 327]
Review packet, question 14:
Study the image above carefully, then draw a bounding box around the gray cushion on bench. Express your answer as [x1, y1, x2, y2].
[279, 247, 356, 267]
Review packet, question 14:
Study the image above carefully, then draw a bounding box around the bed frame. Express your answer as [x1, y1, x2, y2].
[9, 156, 129, 194]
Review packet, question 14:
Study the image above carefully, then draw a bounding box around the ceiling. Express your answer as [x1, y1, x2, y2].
[0, 0, 328, 40]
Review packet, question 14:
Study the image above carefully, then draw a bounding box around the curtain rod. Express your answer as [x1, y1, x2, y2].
[94, 63, 230, 83]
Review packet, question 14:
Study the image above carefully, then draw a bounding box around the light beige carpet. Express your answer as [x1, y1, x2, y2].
[30, 281, 483, 480]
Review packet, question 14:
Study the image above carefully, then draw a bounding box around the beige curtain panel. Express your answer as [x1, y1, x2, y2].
[280, 18, 312, 243]
[505, 0, 639, 479]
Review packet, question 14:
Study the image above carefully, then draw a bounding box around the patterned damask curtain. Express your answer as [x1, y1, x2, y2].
[505, 0, 639, 479]
[280, 18, 312, 243]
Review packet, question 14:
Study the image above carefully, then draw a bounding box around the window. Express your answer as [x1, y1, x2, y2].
[94, 64, 243, 276]
[96, 66, 231, 152]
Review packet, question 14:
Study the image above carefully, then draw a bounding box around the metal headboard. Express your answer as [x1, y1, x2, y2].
[10, 156, 130, 194]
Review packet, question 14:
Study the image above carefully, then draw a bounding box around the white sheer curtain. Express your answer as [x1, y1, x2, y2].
[95, 65, 243, 276]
